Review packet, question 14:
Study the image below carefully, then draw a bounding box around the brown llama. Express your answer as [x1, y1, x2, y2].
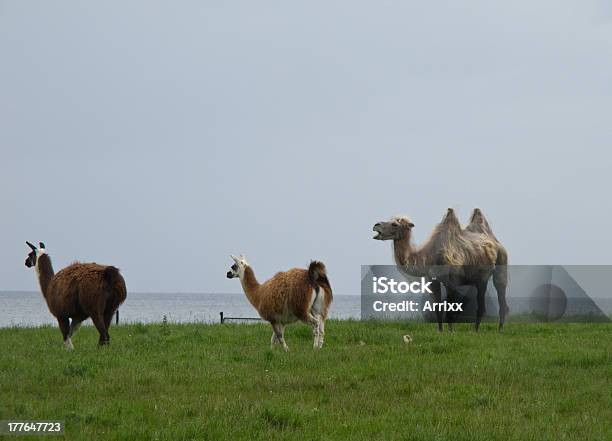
[24, 241, 127, 349]
[373, 208, 508, 332]
[226, 255, 333, 351]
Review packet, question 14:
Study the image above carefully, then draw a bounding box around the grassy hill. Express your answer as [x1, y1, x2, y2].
[0, 321, 610, 440]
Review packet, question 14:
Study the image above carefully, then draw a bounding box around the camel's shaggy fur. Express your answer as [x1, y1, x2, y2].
[373, 208, 508, 332]
[25, 242, 127, 349]
[226, 255, 332, 350]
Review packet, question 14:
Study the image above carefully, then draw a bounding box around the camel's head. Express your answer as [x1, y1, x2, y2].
[226, 254, 248, 279]
[372, 217, 414, 241]
[24, 241, 46, 268]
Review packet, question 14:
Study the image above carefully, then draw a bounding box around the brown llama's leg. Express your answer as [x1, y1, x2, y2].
[68, 318, 84, 338]
[493, 268, 509, 331]
[103, 307, 116, 338]
[102, 295, 120, 343]
[91, 314, 109, 346]
[57, 317, 73, 350]
[474, 281, 488, 332]
[271, 322, 288, 352]
[430, 281, 443, 333]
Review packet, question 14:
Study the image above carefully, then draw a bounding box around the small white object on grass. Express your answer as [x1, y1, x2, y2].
[403, 334, 413, 344]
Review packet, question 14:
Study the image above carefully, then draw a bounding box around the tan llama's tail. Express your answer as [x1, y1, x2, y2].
[308, 261, 332, 297]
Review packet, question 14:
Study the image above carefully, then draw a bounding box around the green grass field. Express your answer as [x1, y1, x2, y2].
[0, 321, 610, 441]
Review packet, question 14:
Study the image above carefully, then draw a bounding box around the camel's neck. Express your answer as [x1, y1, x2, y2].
[239, 266, 261, 308]
[393, 235, 412, 267]
[36, 254, 55, 298]
[392, 233, 429, 276]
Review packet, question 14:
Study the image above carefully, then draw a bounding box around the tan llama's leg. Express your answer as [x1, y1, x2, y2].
[307, 313, 321, 349]
[270, 329, 279, 348]
[317, 317, 325, 348]
[311, 321, 319, 347]
[272, 322, 288, 352]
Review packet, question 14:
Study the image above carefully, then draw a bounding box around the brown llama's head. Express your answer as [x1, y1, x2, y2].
[372, 217, 414, 241]
[24, 241, 46, 268]
[226, 254, 248, 279]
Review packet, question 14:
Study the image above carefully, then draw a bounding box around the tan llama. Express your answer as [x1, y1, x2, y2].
[226, 255, 332, 351]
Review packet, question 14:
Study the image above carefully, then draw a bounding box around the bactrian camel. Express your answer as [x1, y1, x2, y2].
[372, 208, 508, 332]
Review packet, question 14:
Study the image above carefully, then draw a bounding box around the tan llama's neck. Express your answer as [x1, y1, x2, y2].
[240, 266, 261, 309]
[36, 254, 55, 298]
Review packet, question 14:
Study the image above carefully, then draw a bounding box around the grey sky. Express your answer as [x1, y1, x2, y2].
[2, 1, 611, 294]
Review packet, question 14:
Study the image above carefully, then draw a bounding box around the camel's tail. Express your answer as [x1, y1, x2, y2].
[493, 246, 508, 289]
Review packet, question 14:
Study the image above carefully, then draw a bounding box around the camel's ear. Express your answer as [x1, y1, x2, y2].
[26, 241, 37, 251]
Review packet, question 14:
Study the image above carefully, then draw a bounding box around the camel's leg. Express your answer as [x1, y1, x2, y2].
[57, 316, 73, 350]
[474, 281, 488, 332]
[493, 267, 509, 331]
[271, 322, 288, 352]
[430, 280, 443, 332]
[445, 286, 459, 333]
[91, 313, 109, 346]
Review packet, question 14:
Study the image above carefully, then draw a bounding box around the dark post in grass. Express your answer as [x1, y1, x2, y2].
[115, 310, 119, 324]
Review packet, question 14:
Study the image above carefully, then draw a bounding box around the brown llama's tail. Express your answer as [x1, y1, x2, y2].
[308, 261, 332, 297]
[103, 266, 127, 304]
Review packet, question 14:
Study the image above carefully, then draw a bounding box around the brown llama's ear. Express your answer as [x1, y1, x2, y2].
[39, 242, 45, 249]
[26, 241, 37, 251]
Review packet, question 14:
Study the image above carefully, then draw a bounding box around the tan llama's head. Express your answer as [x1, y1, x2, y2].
[373, 216, 415, 241]
[226, 254, 249, 279]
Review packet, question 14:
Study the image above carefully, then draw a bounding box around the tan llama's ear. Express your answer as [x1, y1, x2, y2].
[230, 255, 239, 263]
